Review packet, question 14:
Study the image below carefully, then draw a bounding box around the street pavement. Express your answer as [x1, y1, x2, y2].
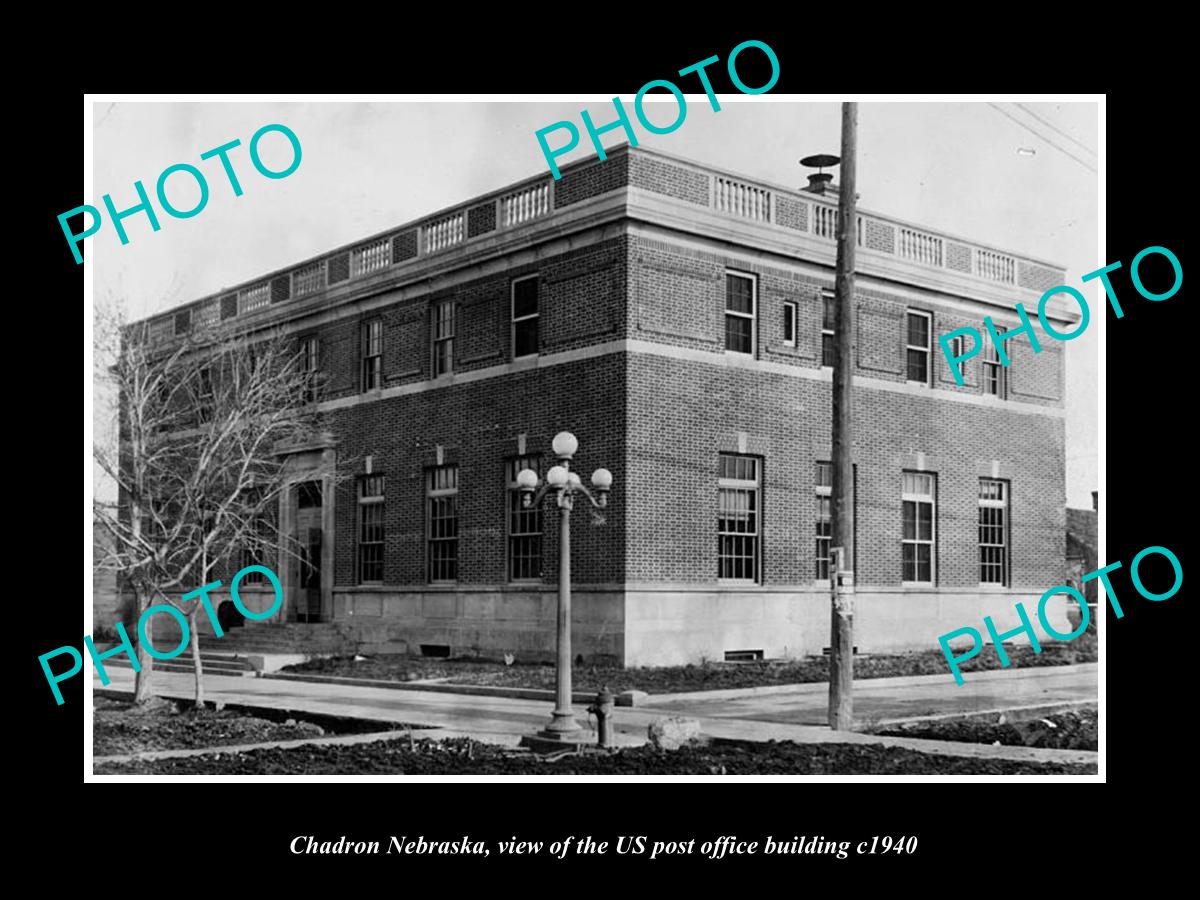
[94, 663, 1098, 764]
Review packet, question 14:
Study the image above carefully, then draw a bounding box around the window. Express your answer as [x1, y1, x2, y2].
[360, 319, 382, 391]
[718, 454, 760, 582]
[506, 456, 543, 581]
[983, 343, 1007, 398]
[724, 273, 756, 355]
[432, 300, 454, 377]
[821, 289, 836, 367]
[427, 465, 459, 583]
[906, 310, 932, 385]
[949, 335, 966, 382]
[300, 335, 320, 403]
[357, 475, 385, 584]
[783, 301, 797, 347]
[979, 479, 1010, 586]
[196, 364, 214, 424]
[901, 471, 936, 584]
[512, 276, 539, 358]
[815, 461, 832, 580]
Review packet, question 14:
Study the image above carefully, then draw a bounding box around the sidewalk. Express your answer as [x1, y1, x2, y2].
[94, 662, 1098, 765]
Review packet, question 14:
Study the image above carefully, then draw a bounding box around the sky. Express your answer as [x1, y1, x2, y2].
[91, 98, 1099, 508]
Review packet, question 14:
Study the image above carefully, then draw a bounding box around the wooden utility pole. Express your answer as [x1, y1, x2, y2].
[828, 102, 858, 730]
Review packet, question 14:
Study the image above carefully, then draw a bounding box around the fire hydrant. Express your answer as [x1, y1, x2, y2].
[588, 688, 616, 748]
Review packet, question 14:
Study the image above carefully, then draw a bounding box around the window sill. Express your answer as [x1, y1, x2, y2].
[900, 581, 936, 589]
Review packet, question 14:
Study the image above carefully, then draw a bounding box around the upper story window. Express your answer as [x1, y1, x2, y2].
[196, 364, 214, 424]
[300, 335, 320, 403]
[432, 300, 454, 377]
[906, 310, 932, 385]
[717, 453, 760, 583]
[901, 471, 936, 585]
[512, 276, 539, 358]
[724, 273, 756, 355]
[949, 335, 966, 383]
[821, 289, 836, 367]
[360, 319, 382, 392]
[983, 343, 1007, 398]
[783, 301, 798, 347]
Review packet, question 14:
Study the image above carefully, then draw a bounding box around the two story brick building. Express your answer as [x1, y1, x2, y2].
[127, 144, 1077, 666]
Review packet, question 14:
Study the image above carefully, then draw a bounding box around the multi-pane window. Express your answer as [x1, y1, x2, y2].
[983, 343, 1007, 398]
[821, 289, 836, 367]
[427, 465, 459, 583]
[949, 335, 966, 383]
[901, 471, 936, 584]
[783, 301, 798, 347]
[506, 456, 543, 582]
[512, 276, 539, 358]
[356, 475, 385, 584]
[815, 461, 832, 580]
[196, 365, 214, 424]
[300, 335, 320, 403]
[717, 454, 760, 582]
[906, 310, 932, 385]
[979, 479, 1010, 586]
[724, 273, 756, 355]
[360, 319, 382, 392]
[432, 300, 454, 377]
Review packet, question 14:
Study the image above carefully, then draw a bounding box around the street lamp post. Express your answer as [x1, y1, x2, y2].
[516, 431, 612, 744]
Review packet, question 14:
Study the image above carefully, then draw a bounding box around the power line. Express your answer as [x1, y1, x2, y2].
[1014, 103, 1097, 157]
[986, 103, 1098, 174]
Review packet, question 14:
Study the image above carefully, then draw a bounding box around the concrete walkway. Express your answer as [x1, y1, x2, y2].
[94, 663, 1098, 766]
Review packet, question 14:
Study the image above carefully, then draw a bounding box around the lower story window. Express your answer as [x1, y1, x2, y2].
[427, 465, 459, 583]
[357, 475, 385, 584]
[979, 478, 1009, 585]
[718, 454, 760, 582]
[507, 456, 543, 581]
[901, 471, 936, 584]
[815, 461, 832, 580]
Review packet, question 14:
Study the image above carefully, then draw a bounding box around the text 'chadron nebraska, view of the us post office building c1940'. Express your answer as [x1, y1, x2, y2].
[104, 143, 1080, 668]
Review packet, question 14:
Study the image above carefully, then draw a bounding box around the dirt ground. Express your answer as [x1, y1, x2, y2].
[873, 706, 1097, 751]
[94, 696, 329, 756]
[94, 735, 1097, 776]
[282, 625, 1098, 694]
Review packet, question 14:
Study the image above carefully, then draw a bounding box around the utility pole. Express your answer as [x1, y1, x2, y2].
[828, 102, 857, 730]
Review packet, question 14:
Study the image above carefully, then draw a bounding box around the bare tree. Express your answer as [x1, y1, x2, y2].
[93, 300, 330, 706]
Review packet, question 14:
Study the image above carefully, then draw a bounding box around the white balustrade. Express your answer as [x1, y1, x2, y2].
[292, 261, 326, 297]
[422, 212, 465, 253]
[715, 177, 771, 222]
[501, 183, 551, 226]
[976, 249, 1016, 284]
[352, 238, 392, 276]
[898, 228, 944, 267]
[239, 282, 271, 313]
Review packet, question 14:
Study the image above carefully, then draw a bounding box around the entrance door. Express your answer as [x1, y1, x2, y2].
[295, 481, 323, 623]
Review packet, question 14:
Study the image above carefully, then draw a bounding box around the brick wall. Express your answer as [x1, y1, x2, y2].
[625, 352, 1066, 591]
[328, 354, 626, 591]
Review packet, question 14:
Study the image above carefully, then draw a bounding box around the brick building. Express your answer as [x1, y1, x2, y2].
[126, 144, 1078, 666]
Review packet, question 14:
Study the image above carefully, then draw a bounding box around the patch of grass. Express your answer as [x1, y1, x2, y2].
[93, 735, 1095, 776]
